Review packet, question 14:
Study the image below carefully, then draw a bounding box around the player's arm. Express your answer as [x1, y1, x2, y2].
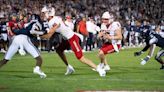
[104, 28, 122, 40]
[148, 44, 156, 57]
[41, 24, 59, 39]
[142, 44, 156, 59]
[142, 44, 151, 52]
[139, 44, 156, 65]
[134, 44, 151, 56]
[113, 28, 122, 40]
[97, 31, 105, 39]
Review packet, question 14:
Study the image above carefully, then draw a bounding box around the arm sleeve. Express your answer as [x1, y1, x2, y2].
[142, 44, 150, 52]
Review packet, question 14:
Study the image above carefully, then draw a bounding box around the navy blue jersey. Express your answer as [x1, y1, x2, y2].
[12, 21, 46, 37]
[153, 34, 164, 48]
[42, 21, 49, 32]
[141, 28, 164, 51]
[12, 22, 36, 37]
[140, 29, 156, 51]
[12, 14, 46, 37]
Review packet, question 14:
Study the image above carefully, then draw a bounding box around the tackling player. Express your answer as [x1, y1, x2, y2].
[48, 32, 75, 75]
[41, 6, 106, 77]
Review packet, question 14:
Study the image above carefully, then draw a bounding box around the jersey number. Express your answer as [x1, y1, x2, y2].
[73, 41, 80, 52]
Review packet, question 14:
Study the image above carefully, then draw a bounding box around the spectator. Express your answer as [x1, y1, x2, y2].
[76, 15, 88, 51]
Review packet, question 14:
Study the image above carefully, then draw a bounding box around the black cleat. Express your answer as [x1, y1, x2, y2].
[160, 65, 164, 70]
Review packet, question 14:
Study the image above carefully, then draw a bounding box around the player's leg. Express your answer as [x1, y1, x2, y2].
[98, 50, 110, 71]
[98, 44, 115, 71]
[98, 50, 107, 64]
[155, 49, 164, 69]
[0, 40, 19, 68]
[0, 59, 8, 68]
[79, 56, 106, 77]
[35, 56, 42, 67]
[0, 40, 6, 53]
[56, 49, 69, 66]
[140, 45, 156, 65]
[24, 37, 46, 78]
[56, 49, 75, 75]
[24, 37, 42, 66]
[69, 35, 96, 68]
[69, 35, 106, 76]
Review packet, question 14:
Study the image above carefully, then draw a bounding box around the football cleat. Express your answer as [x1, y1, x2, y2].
[33, 66, 47, 78]
[96, 67, 106, 77]
[140, 59, 147, 65]
[65, 65, 75, 75]
[97, 63, 105, 69]
[160, 65, 164, 70]
[103, 65, 110, 71]
[92, 63, 105, 72]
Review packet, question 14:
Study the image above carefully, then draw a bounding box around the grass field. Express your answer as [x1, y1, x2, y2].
[0, 47, 164, 92]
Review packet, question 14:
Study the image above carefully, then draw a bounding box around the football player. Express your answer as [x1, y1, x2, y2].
[0, 14, 47, 78]
[48, 32, 75, 75]
[134, 19, 156, 65]
[134, 26, 164, 69]
[149, 31, 164, 69]
[41, 6, 106, 77]
[97, 11, 122, 71]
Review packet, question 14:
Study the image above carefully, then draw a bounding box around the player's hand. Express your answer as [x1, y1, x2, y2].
[103, 34, 111, 40]
[140, 59, 147, 65]
[98, 31, 105, 38]
[134, 51, 142, 56]
[140, 56, 150, 65]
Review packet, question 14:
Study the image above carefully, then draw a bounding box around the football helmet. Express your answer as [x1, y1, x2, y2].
[102, 11, 114, 24]
[41, 6, 55, 19]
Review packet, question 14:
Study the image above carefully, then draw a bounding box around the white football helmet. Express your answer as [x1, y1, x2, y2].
[41, 6, 55, 19]
[41, 6, 49, 13]
[102, 11, 114, 24]
[48, 7, 55, 16]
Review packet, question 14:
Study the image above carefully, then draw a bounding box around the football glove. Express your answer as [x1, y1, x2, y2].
[140, 56, 150, 65]
[134, 51, 143, 56]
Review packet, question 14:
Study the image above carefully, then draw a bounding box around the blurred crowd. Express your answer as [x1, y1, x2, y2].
[0, 0, 164, 53]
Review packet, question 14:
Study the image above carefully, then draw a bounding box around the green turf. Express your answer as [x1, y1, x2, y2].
[0, 48, 164, 92]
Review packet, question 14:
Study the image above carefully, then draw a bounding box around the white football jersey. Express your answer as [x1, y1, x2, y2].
[48, 16, 74, 39]
[101, 21, 121, 44]
[65, 20, 74, 31]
